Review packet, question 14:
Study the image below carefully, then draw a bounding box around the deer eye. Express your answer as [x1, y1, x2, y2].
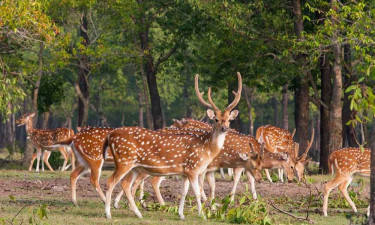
[215, 119, 219, 122]
[291, 166, 294, 169]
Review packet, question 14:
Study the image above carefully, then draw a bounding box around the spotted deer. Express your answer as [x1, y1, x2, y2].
[102, 72, 242, 220]
[323, 148, 370, 217]
[256, 125, 314, 182]
[50, 126, 115, 206]
[170, 118, 295, 200]
[16, 113, 75, 172]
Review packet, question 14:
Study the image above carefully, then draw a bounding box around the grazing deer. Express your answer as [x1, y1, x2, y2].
[323, 148, 370, 217]
[256, 125, 314, 182]
[50, 126, 115, 206]
[16, 113, 75, 172]
[171, 118, 295, 200]
[103, 72, 242, 220]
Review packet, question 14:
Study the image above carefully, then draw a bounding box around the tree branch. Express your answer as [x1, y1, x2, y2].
[74, 82, 88, 104]
[154, 44, 178, 73]
[269, 201, 315, 224]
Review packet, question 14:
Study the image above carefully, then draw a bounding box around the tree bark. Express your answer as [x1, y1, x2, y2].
[342, 44, 357, 147]
[272, 96, 279, 127]
[319, 54, 332, 174]
[291, 0, 310, 155]
[140, 65, 153, 130]
[138, 91, 144, 128]
[243, 86, 254, 136]
[77, 11, 90, 127]
[42, 111, 50, 129]
[329, 0, 343, 154]
[281, 84, 289, 131]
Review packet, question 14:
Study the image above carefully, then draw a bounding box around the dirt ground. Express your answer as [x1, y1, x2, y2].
[0, 170, 369, 205]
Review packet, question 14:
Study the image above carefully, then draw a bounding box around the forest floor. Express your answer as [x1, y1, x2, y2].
[0, 156, 370, 225]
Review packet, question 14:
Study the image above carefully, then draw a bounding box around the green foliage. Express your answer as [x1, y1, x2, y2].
[37, 74, 65, 113]
[0, 195, 49, 224]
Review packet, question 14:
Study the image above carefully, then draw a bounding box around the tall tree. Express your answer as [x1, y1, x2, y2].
[291, 0, 310, 154]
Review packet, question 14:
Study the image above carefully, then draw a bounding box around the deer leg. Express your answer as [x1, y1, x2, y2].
[29, 152, 38, 172]
[70, 164, 87, 206]
[105, 166, 132, 219]
[246, 171, 257, 199]
[367, 205, 370, 217]
[206, 171, 216, 204]
[265, 169, 273, 183]
[189, 174, 204, 219]
[199, 172, 207, 202]
[59, 147, 69, 171]
[323, 175, 345, 216]
[43, 150, 54, 172]
[230, 168, 245, 202]
[219, 168, 226, 179]
[35, 148, 42, 173]
[278, 168, 284, 183]
[228, 168, 234, 177]
[178, 176, 190, 220]
[338, 177, 357, 213]
[69, 147, 76, 171]
[90, 160, 106, 203]
[151, 176, 166, 206]
[121, 170, 142, 218]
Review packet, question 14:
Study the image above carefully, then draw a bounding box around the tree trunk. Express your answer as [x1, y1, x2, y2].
[319, 54, 332, 174]
[243, 87, 254, 136]
[23, 42, 44, 166]
[272, 96, 279, 127]
[138, 91, 144, 128]
[342, 44, 357, 147]
[138, 25, 163, 130]
[140, 66, 153, 130]
[281, 84, 289, 131]
[42, 111, 50, 129]
[77, 11, 90, 127]
[329, 0, 343, 154]
[370, 119, 375, 224]
[291, 0, 310, 155]
[183, 65, 192, 118]
[228, 80, 241, 132]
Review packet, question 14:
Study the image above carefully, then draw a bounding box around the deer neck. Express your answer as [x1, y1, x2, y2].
[25, 119, 35, 135]
[209, 129, 227, 157]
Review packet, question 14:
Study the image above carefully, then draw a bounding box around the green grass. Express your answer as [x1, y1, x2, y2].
[0, 166, 370, 224]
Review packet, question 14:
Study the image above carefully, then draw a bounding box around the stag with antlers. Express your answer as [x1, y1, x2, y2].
[323, 148, 370, 217]
[102, 72, 242, 220]
[16, 113, 75, 172]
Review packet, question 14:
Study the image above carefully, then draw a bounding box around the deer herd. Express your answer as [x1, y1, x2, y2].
[15, 72, 371, 220]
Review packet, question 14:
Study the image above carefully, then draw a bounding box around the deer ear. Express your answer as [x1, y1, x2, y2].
[207, 109, 216, 120]
[77, 127, 82, 132]
[29, 113, 36, 118]
[239, 153, 250, 161]
[228, 110, 239, 120]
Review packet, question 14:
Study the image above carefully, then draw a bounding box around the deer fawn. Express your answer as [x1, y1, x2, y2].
[102, 72, 242, 220]
[16, 113, 75, 172]
[323, 148, 370, 217]
[256, 125, 313, 182]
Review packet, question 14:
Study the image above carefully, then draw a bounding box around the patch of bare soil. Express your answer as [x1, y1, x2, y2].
[0, 172, 369, 205]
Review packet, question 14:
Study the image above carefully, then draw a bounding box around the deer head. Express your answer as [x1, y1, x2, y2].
[246, 142, 265, 182]
[16, 113, 35, 126]
[294, 129, 314, 181]
[195, 72, 242, 134]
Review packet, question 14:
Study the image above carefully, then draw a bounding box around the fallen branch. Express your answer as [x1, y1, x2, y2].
[269, 201, 315, 224]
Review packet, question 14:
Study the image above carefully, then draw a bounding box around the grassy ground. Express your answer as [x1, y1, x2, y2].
[0, 151, 370, 224]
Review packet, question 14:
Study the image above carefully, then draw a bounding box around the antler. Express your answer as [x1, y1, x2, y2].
[299, 129, 315, 161]
[225, 72, 243, 112]
[291, 128, 296, 138]
[207, 87, 220, 111]
[293, 143, 299, 160]
[195, 74, 215, 109]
